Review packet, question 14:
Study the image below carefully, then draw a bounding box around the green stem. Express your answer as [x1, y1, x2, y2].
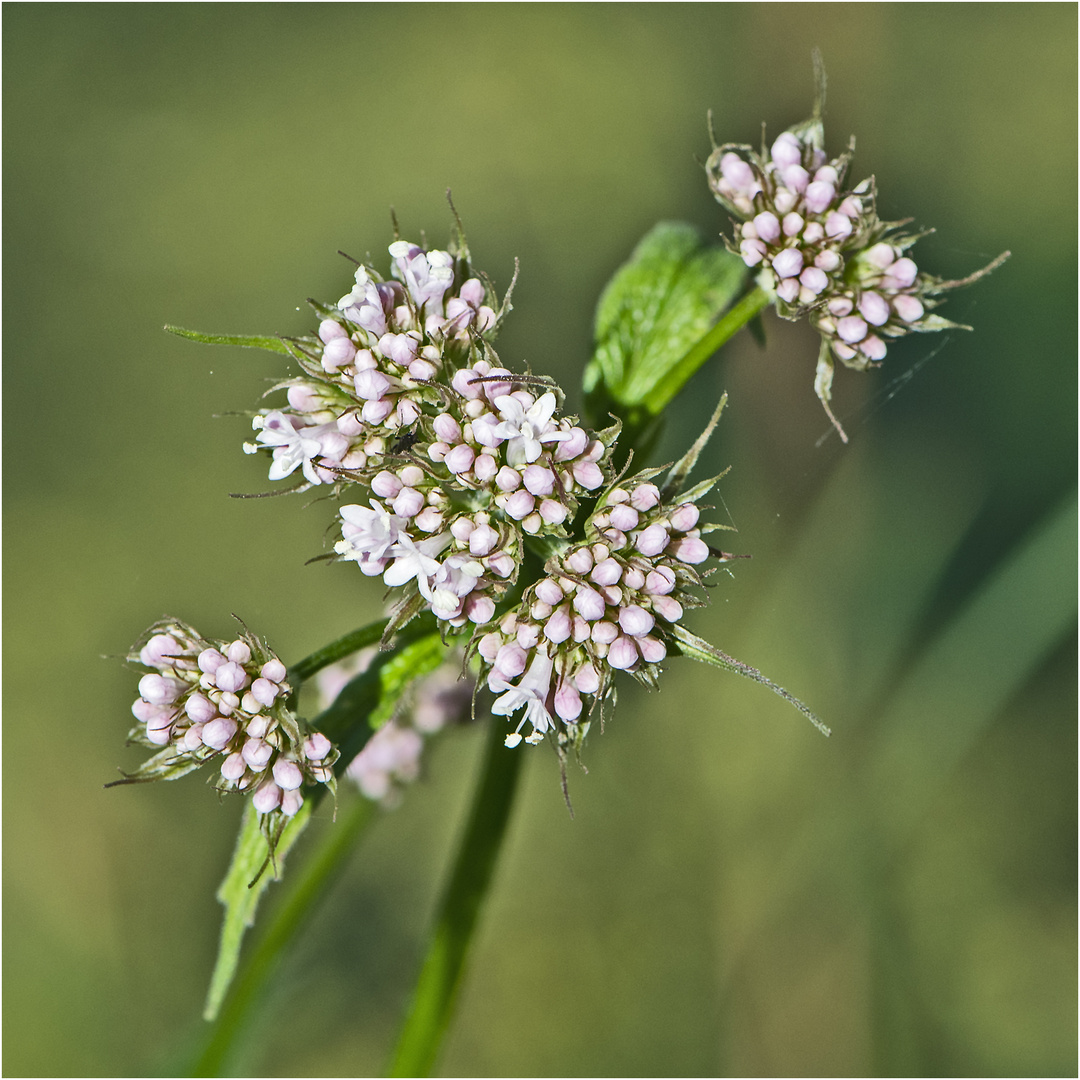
[287, 617, 390, 688]
[642, 285, 770, 414]
[192, 796, 377, 1077]
[387, 715, 525, 1077]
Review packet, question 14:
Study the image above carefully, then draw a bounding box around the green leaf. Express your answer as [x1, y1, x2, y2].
[164, 325, 292, 354]
[370, 635, 452, 730]
[669, 623, 831, 737]
[203, 800, 313, 1021]
[584, 222, 748, 421]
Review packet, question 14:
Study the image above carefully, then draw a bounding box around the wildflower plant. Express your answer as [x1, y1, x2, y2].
[112, 67, 1003, 1076]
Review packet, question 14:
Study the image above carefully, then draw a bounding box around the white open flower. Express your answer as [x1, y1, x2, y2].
[491, 650, 556, 746]
[492, 392, 570, 467]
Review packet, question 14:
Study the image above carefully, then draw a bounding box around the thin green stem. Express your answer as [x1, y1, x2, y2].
[287, 616, 390, 688]
[387, 716, 525, 1077]
[192, 796, 377, 1077]
[642, 285, 770, 414]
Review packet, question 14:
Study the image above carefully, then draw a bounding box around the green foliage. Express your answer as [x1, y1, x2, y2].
[164, 325, 293, 354]
[584, 222, 748, 442]
[203, 801, 313, 1021]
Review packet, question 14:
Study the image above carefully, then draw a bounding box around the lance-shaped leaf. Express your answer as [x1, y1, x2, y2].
[669, 623, 831, 737]
[584, 222, 748, 435]
[203, 800, 313, 1020]
[164, 325, 293, 354]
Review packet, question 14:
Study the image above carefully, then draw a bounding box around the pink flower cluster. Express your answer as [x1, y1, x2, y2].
[475, 476, 719, 748]
[124, 620, 338, 819]
[708, 125, 872, 316]
[244, 239, 503, 489]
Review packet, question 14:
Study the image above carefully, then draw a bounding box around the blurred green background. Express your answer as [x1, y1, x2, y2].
[4, 4, 1076, 1076]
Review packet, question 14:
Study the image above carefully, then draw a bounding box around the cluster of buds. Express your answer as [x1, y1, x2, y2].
[114, 620, 338, 835]
[242, 232, 618, 635]
[475, 460, 727, 749]
[317, 652, 474, 804]
[707, 110, 1007, 438]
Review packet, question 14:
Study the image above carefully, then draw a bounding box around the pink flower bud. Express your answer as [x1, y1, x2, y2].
[145, 724, 173, 746]
[636, 523, 670, 557]
[247, 715, 271, 739]
[753, 211, 781, 244]
[782, 212, 805, 237]
[858, 291, 890, 327]
[836, 316, 868, 344]
[253, 782, 282, 814]
[225, 639, 251, 665]
[574, 663, 600, 694]
[250, 678, 278, 707]
[772, 248, 804, 279]
[591, 620, 619, 645]
[770, 132, 802, 168]
[477, 633, 502, 661]
[553, 427, 589, 462]
[776, 278, 800, 303]
[882, 257, 919, 289]
[774, 189, 798, 214]
[473, 453, 498, 482]
[221, 753, 247, 781]
[414, 507, 444, 533]
[214, 662, 249, 694]
[618, 604, 655, 637]
[487, 553, 517, 578]
[319, 318, 347, 343]
[451, 366, 485, 399]
[565, 547, 594, 574]
[590, 557, 623, 586]
[185, 693, 217, 724]
[502, 490, 535, 520]
[651, 594, 684, 623]
[668, 503, 700, 532]
[371, 471, 402, 499]
[138, 673, 185, 705]
[392, 487, 425, 518]
[544, 607, 573, 644]
[740, 239, 766, 267]
[892, 294, 924, 323]
[573, 586, 607, 621]
[720, 152, 756, 190]
[304, 733, 332, 761]
[242, 738, 273, 770]
[554, 682, 582, 721]
[860, 335, 887, 361]
[321, 336, 356, 370]
[523, 465, 556, 496]
[623, 567, 645, 590]
[800, 267, 828, 295]
[638, 636, 668, 664]
[444, 444, 476, 475]
[495, 466, 521, 492]
[354, 368, 392, 401]
[540, 499, 568, 525]
[260, 658, 287, 684]
[644, 565, 676, 595]
[572, 461, 605, 490]
[516, 622, 540, 649]
[825, 212, 853, 239]
[609, 504, 639, 531]
[608, 636, 640, 670]
[140, 634, 183, 668]
[273, 758, 304, 790]
[495, 643, 528, 679]
[535, 578, 564, 606]
[466, 596, 495, 624]
[281, 789, 305, 816]
[202, 716, 238, 751]
[803, 180, 836, 214]
[467, 523, 498, 556]
[802, 222, 825, 245]
[198, 647, 226, 674]
[815, 249, 842, 272]
[838, 196, 862, 218]
[629, 484, 661, 511]
[781, 165, 809, 193]
[669, 537, 710, 564]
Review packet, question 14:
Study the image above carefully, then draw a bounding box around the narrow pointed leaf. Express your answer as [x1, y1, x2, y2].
[663, 394, 728, 497]
[669, 623, 830, 736]
[203, 800, 313, 1020]
[165, 325, 292, 354]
